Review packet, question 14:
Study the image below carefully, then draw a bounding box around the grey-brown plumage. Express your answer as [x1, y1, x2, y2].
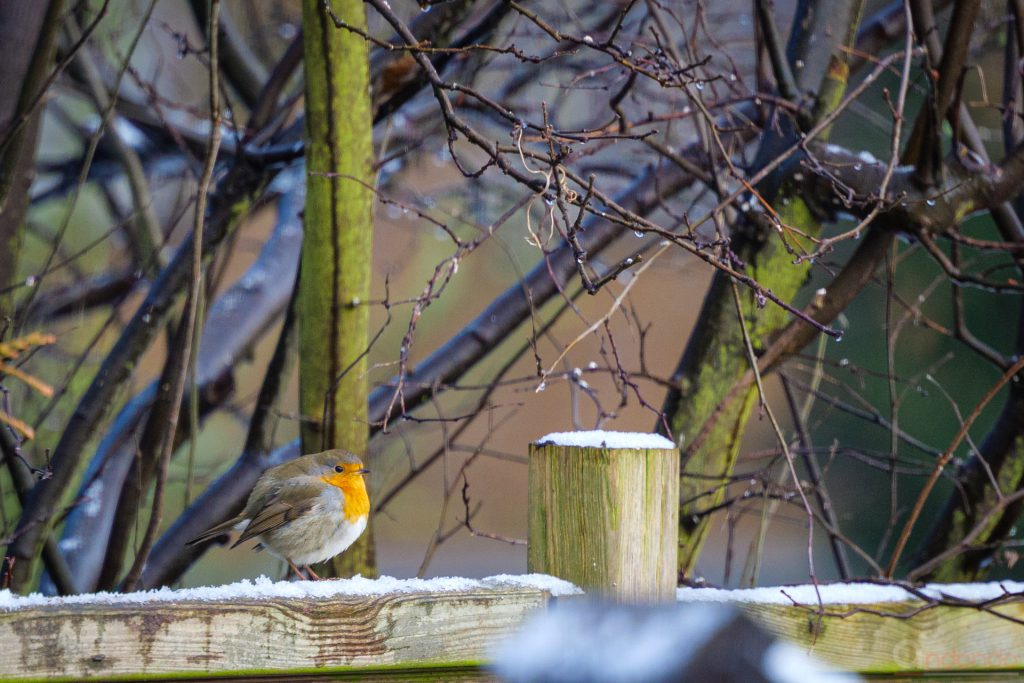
[187, 449, 370, 577]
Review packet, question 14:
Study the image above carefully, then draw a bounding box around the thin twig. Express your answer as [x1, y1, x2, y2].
[121, 0, 221, 593]
[780, 375, 851, 579]
[728, 277, 822, 606]
[886, 355, 1024, 577]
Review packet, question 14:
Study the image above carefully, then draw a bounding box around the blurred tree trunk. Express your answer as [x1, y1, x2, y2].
[664, 201, 814, 574]
[661, 0, 864, 575]
[0, 0, 63, 326]
[300, 0, 375, 577]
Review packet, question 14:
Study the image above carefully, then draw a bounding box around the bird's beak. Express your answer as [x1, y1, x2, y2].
[357, 467, 370, 475]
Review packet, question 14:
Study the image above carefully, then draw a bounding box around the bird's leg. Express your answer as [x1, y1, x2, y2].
[286, 560, 307, 581]
[304, 565, 323, 581]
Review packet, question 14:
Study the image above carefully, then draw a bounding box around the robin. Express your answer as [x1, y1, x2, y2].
[187, 449, 370, 580]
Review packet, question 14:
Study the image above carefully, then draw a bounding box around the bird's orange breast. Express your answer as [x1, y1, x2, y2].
[340, 478, 370, 523]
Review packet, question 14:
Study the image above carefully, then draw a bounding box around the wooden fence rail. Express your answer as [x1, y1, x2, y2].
[737, 598, 1024, 673]
[5, 580, 1024, 680]
[2, 434, 1024, 681]
[0, 582, 552, 681]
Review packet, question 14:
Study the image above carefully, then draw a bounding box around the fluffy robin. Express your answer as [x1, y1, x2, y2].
[187, 449, 370, 580]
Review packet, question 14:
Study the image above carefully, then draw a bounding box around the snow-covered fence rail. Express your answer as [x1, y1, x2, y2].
[3, 435, 1024, 681]
[5, 576, 1024, 680]
[680, 581, 1024, 676]
[0, 575, 573, 681]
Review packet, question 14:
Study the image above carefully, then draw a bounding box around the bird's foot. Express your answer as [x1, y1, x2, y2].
[286, 560, 311, 581]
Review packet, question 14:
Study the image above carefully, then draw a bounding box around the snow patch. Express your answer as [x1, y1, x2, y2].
[536, 430, 677, 450]
[113, 118, 146, 149]
[856, 150, 879, 164]
[677, 580, 1024, 605]
[763, 641, 859, 683]
[0, 573, 579, 612]
[495, 602, 852, 683]
[82, 479, 103, 518]
[57, 537, 82, 552]
[494, 602, 732, 683]
[488, 573, 582, 596]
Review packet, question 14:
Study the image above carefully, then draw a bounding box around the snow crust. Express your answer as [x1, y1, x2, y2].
[678, 580, 1024, 605]
[11, 571, 1018, 615]
[0, 573, 580, 612]
[536, 430, 677, 450]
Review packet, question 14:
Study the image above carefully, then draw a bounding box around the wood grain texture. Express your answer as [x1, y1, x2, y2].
[0, 587, 548, 681]
[528, 443, 679, 602]
[4, 586, 1024, 678]
[738, 600, 1024, 673]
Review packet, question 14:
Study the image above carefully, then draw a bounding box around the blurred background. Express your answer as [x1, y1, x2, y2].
[3, 0, 1023, 592]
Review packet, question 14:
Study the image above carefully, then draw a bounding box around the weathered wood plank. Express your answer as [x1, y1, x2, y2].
[0, 587, 548, 681]
[738, 600, 1024, 674]
[528, 434, 679, 602]
[5, 583, 1024, 679]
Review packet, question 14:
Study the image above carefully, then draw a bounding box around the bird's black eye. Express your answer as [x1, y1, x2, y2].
[334, 465, 344, 473]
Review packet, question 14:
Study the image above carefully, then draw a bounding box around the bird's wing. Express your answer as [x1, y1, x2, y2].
[231, 492, 317, 548]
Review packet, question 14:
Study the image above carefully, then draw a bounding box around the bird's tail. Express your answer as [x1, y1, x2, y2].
[185, 516, 245, 546]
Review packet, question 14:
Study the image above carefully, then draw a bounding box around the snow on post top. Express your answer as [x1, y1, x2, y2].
[536, 430, 677, 450]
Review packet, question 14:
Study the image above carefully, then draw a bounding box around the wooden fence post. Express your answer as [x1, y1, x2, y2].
[528, 431, 679, 602]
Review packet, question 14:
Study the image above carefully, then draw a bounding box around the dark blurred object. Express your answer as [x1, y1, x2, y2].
[492, 601, 860, 683]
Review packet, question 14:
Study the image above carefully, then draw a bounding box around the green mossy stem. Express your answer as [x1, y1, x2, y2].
[299, 0, 375, 578]
[676, 194, 820, 574]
